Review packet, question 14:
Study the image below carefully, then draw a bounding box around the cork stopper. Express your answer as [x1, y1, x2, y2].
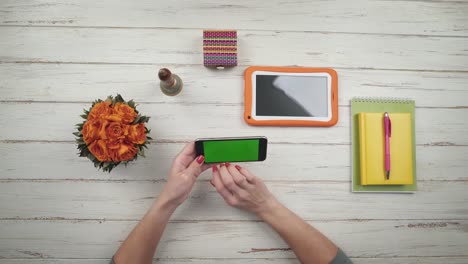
[158, 68, 172, 81]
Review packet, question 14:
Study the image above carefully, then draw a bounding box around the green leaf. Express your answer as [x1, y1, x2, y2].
[138, 148, 146, 157]
[132, 114, 142, 125]
[115, 94, 125, 103]
[81, 146, 90, 152]
[138, 116, 149, 123]
[127, 100, 136, 109]
[80, 114, 88, 119]
[87, 153, 96, 161]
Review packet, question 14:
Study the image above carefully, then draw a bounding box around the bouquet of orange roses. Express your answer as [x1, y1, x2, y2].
[74, 94, 151, 172]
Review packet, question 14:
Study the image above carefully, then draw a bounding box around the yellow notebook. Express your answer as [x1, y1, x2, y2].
[358, 113, 413, 185]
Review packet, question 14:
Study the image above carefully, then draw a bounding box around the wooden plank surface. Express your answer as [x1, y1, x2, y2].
[0, 103, 466, 145]
[0, 181, 466, 221]
[1, 63, 468, 108]
[1, 0, 467, 37]
[3, 257, 468, 264]
[1, 142, 466, 181]
[1, 220, 466, 259]
[1, 0, 467, 263]
[1, 27, 467, 71]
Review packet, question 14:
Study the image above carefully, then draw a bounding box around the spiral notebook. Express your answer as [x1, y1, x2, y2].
[351, 98, 417, 192]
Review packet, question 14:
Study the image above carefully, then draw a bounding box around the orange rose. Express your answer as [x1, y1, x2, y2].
[94, 120, 110, 140]
[106, 122, 126, 141]
[88, 139, 110, 162]
[88, 101, 113, 121]
[126, 123, 147, 144]
[109, 142, 137, 161]
[106, 140, 122, 162]
[106, 140, 121, 150]
[102, 113, 123, 123]
[82, 119, 107, 144]
[114, 103, 137, 124]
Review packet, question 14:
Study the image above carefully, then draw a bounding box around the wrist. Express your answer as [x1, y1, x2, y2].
[154, 194, 179, 213]
[256, 197, 282, 221]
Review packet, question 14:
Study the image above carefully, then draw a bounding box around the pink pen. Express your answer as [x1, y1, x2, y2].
[384, 112, 392, 179]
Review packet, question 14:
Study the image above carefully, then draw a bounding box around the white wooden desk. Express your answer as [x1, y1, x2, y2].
[0, 1, 467, 263]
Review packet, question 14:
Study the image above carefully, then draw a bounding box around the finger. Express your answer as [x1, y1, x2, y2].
[172, 142, 197, 169]
[202, 162, 221, 171]
[178, 141, 196, 159]
[219, 163, 242, 194]
[185, 155, 205, 178]
[211, 165, 236, 204]
[177, 141, 195, 157]
[201, 163, 212, 172]
[227, 163, 251, 189]
[236, 165, 257, 184]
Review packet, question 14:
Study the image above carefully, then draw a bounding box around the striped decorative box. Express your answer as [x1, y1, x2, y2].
[203, 30, 237, 67]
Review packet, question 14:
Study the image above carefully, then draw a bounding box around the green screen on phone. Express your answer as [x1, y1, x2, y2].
[203, 139, 259, 162]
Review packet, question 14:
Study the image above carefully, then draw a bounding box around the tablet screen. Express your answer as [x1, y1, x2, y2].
[255, 74, 329, 118]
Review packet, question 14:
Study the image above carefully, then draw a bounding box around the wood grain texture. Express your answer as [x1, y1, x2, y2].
[0, 220, 466, 259]
[1, 142, 466, 181]
[1, 0, 467, 37]
[1, 181, 466, 221]
[1, 63, 468, 108]
[2, 257, 468, 264]
[1, 0, 467, 262]
[1, 28, 467, 71]
[0, 103, 467, 145]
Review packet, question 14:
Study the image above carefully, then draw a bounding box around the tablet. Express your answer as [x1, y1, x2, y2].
[244, 66, 338, 127]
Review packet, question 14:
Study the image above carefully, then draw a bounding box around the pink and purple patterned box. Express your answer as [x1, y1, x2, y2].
[203, 30, 237, 68]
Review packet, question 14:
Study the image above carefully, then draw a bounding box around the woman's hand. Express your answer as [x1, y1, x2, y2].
[159, 142, 211, 207]
[210, 163, 279, 216]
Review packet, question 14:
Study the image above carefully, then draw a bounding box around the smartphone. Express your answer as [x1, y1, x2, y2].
[195, 137, 268, 163]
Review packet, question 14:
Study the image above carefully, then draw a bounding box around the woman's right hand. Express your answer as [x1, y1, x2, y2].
[210, 163, 279, 217]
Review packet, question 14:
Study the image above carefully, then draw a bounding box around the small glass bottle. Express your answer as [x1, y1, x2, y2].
[158, 68, 183, 96]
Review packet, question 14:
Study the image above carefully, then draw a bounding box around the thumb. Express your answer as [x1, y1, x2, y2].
[185, 155, 205, 178]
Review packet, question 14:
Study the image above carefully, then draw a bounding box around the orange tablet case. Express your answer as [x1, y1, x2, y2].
[244, 66, 338, 127]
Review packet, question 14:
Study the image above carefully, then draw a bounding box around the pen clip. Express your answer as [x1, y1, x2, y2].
[388, 116, 392, 137]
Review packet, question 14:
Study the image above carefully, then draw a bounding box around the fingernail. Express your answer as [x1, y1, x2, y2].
[210, 180, 215, 187]
[220, 163, 225, 167]
[235, 165, 241, 170]
[226, 162, 231, 167]
[196, 155, 205, 164]
[212, 165, 218, 172]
